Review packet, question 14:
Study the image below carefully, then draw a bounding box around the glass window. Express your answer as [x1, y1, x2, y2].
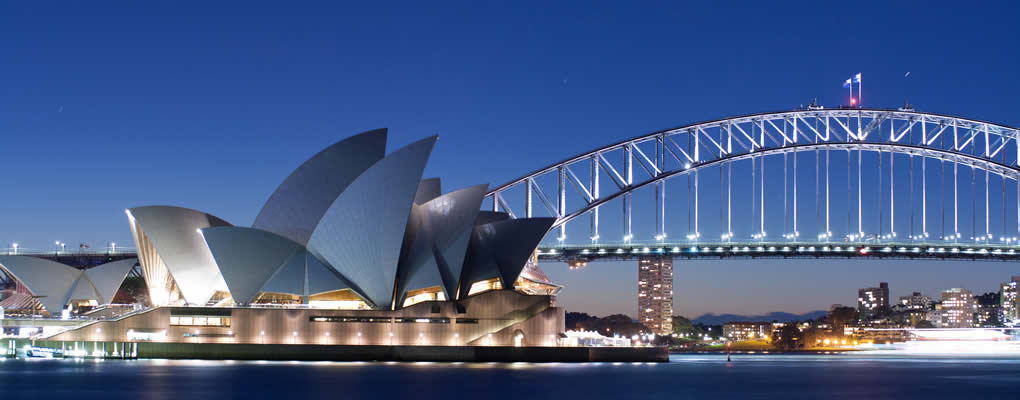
[170, 314, 231, 327]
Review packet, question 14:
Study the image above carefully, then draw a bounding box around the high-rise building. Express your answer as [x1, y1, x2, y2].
[941, 288, 975, 328]
[1000, 276, 1019, 325]
[637, 256, 673, 335]
[858, 282, 889, 318]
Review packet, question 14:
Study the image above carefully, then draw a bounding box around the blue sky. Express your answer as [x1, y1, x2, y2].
[1, 1, 1018, 317]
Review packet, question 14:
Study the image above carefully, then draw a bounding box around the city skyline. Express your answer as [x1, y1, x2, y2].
[546, 259, 1019, 319]
[2, 1, 1019, 318]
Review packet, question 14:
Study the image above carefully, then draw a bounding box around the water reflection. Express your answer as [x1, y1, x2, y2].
[0, 354, 1018, 399]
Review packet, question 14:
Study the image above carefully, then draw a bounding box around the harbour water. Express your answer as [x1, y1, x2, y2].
[1, 353, 1018, 399]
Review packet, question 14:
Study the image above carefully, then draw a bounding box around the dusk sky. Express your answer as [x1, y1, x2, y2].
[2, 1, 1018, 319]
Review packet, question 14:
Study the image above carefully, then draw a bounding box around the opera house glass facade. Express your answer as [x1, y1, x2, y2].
[2, 129, 565, 347]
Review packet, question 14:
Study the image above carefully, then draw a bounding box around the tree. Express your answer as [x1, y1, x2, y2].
[828, 306, 858, 335]
[974, 292, 1000, 306]
[565, 312, 596, 330]
[671, 315, 702, 337]
[575, 314, 650, 337]
[772, 324, 802, 351]
[873, 305, 893, 320]
[915, 320, 935, 329]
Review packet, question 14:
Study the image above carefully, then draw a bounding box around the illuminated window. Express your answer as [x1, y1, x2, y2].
[309, 289, 370, 310]
[402, 286, 447, 307]
[396, 318, 450, 323]
[169, 309, 231, 327]
[169, 316, 232, 327]
[310, 316, 392, 323]
[467, 278, 502, 296]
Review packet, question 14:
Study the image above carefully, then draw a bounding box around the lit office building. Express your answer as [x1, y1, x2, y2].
[1000, 276, 1019, 325]
[858, 282, 889, 318]
[975, 303, 1002, 327]
[897, 292, 932, 310]
[637, 256, 673, 335]
[941, 288, 975, 328]
[723, 322, 772, 341]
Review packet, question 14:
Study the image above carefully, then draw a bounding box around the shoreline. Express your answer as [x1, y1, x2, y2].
[9, 339, 669, 363]
[669, 348, 861, 354]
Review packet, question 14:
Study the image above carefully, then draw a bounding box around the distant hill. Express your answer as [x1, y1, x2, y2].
[690, 310, 828, 325]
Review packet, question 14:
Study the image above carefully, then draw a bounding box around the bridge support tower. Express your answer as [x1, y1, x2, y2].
[637, 255, 673, 335]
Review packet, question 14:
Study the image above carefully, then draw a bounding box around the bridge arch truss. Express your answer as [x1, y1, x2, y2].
[485, 108, 1020, 255]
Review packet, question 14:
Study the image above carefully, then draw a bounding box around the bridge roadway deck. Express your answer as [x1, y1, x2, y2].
[537, 242, 1020, 262]
[8, 243, 1020, 266]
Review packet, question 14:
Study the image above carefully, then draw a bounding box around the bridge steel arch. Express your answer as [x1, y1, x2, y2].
[484, 108, 1020, 261]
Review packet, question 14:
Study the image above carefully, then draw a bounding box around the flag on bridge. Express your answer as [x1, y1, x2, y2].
[854, 73, 863, 105]
[842, 78, 852, 88]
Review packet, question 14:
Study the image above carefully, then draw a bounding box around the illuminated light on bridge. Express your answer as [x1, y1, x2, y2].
[482, 107, 1020, 333]
[483, 108, 1020, 261]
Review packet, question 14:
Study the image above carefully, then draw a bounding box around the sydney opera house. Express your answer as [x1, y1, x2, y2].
[1, 129, 565, 347]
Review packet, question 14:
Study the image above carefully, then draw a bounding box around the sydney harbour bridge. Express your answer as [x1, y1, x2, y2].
[482, 106, 1020, 332]
[485, 108, 1020, 263]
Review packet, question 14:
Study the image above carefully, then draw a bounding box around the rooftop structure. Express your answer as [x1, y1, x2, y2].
[122, 129, 557, 311]
[0, 256, 137, 315]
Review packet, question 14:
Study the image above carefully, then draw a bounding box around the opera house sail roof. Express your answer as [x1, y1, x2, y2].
[118, 129, 556, 311]
[0, 256, 138, 314]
